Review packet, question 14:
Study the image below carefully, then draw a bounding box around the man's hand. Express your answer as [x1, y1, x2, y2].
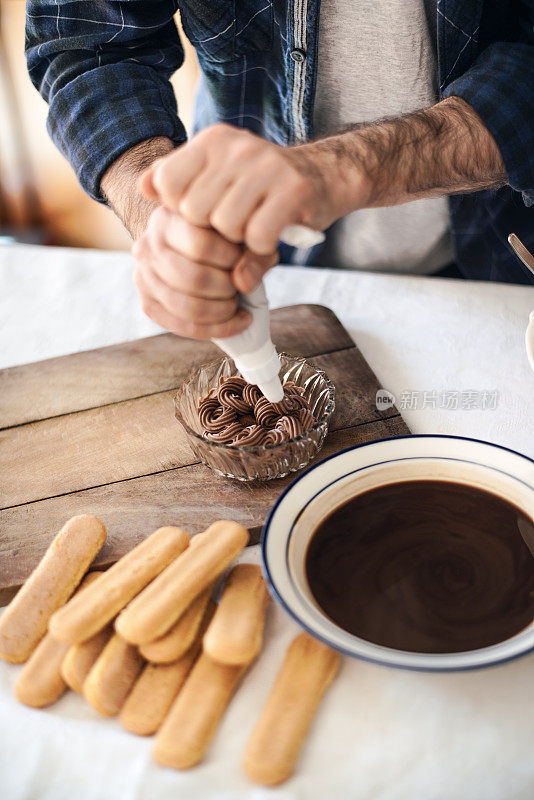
[101, 135, 278, 339]
[132, 205, 278, 339]
[104, 97, 507, 339]
[140, 124, 354, 256]
[140, 97, 507, 260]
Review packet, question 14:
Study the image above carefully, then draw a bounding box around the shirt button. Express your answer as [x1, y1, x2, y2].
[290, 48, 306, 62]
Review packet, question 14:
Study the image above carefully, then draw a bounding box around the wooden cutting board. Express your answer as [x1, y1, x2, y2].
[0, 304, 409, 602]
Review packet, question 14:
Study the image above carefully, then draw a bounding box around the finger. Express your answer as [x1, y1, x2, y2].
[138, 209, 241, 299]
[232, 250, 279, 294]
[178, 168, 234, 228]
[141, 263, 239, 325]
[163, 210, 242, 269]
[150, 246, 237, 301]
[146, 208, 236, 296]
[135, 271, 251, 340]
[138, 157, 169, 200]
[152, 144, 206, 212]
[210, 174, 276, 244]
[131, 236, 144, 260]
[245, 194, 303, 255]
[131, 233, 154, 270]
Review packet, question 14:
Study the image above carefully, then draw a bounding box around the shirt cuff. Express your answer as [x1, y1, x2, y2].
[46, 62, 187, 202]
[442, 43, 534, 207]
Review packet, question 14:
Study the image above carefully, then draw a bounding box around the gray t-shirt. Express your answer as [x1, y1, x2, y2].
[313, 0, 453, 273]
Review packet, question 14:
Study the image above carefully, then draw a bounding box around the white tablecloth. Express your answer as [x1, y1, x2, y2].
[2, 244, 533, 455]
[1, 244, 534, 800]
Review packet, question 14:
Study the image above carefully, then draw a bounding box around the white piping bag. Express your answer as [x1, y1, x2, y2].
[212, 225, 326, 402]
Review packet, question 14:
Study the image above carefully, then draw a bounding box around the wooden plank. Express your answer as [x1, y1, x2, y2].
[0, 302, 410, 603]
[0, 415, 409, 604]
[0, 345, 398, 508]
[0, 304, 353, 428]
[311, 348, 400, 429]
[0, 392, 188, 508]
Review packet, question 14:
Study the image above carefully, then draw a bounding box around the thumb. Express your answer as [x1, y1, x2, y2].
[138, 157, 168, 200]
[232, 249, 279, 294]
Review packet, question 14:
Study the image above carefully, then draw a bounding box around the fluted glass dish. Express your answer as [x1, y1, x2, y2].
[174, 354, 335, 481]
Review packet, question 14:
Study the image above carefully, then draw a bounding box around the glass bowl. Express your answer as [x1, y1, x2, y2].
[174, 354, 335, 481]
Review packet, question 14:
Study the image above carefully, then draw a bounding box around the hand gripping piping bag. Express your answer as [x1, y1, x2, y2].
[212, 225, 326, 402]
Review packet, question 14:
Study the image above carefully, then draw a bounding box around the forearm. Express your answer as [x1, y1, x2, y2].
[101, 137, 176, 240]
[301, 96, 508, 216]
[26, 1, 186, 207]
[131, 96, 508, 257]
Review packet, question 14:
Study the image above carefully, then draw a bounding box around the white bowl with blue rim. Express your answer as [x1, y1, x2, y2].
[261, 435, 534, 671]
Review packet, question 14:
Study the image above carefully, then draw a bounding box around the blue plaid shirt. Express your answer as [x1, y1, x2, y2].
[26, 1, 534, 283]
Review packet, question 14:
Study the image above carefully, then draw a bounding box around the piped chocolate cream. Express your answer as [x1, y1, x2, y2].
[197, 377, 316, 447]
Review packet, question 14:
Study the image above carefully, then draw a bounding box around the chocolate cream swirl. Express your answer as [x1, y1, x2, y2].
[254, 397, 282, 428]
[197, 375, 316, 447]
[232, 424, 268, 446]
[198, 398, 237, 432]
[216, 376, 250, 413]
[243, 383, 262, 407]
[205, 421, 245, 443]
[263, 428, 289, 446]
[276, 415, 304, 439]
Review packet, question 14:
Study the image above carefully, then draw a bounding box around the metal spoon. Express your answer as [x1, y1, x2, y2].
[508, 233, 534, 372]
[509, 233, 534, 277]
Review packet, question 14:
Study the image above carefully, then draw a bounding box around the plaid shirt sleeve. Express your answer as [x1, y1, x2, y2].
[25, 1, 187, 202]
[442, 1, 534, 207]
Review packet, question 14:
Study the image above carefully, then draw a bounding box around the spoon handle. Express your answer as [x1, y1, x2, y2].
[508, 233, 534, 277]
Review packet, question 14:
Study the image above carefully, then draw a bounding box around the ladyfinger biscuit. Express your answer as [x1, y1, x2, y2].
[242, 633, 340, 786]
[204, 564, 269, 665]
[14, 634, 70, 708]
[50, 526, 190, 644]
[61, 623, 114, 693]
[116, 521, 249, 645]
[14, 572, 102, 708]
[0, 515, 106, 663]
[139, 585, 213, 664]
[83, 633, 144, 716]
[153, 653, 247, 769]
[120, 600, 217, 736]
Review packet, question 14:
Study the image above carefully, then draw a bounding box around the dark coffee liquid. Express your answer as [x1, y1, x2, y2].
[305, 481, 534, 653]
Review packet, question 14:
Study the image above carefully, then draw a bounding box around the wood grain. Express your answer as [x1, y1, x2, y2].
[0, 303, 409, 601]
[0, 416, 408, 605]
[0, 346, 399, 509]
[0, 305, 352, 428]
